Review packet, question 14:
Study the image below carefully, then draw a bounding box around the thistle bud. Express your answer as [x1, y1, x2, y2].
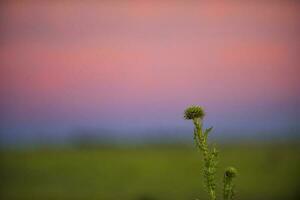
[225, 167, 238, 178]
[184, 106, 205, 120]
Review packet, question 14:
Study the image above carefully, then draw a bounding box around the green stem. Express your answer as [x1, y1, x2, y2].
[193, 118, 217, 200]
[223, 176, 233, 200]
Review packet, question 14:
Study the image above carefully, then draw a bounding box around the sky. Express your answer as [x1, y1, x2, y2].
[1, 1, 300, 144]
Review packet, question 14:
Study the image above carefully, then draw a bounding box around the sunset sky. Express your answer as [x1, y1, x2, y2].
[1, 1, 299, 143]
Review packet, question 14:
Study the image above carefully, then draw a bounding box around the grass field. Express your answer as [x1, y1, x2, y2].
[0, 142, 300, 200]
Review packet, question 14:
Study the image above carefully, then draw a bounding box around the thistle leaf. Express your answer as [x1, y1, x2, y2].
[204, 126, 213, 139]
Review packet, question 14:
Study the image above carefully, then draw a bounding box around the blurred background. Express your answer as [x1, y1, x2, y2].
[0, 1, 300, 200]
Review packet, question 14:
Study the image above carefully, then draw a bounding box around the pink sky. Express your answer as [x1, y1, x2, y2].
[1, 1, 299, 142]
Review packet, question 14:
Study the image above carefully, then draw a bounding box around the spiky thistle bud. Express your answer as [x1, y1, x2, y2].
[184, 106, 205, 120]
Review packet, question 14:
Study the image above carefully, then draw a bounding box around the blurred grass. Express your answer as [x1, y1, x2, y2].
[0, 142, 300, 200]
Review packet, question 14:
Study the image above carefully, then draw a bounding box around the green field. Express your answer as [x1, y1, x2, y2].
[1, 142, 300, 200]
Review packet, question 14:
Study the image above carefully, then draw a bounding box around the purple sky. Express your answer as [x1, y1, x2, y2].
[1, 1, 300, 143]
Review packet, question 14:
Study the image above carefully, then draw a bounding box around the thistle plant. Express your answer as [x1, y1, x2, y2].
[184, 105, 237, 200]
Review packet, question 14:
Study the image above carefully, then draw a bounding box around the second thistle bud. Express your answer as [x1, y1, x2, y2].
[225, 167, 238, 178]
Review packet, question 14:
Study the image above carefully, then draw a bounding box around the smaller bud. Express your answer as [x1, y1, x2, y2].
[184, 106, 205, 120]
[225, 167, 238, 178]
